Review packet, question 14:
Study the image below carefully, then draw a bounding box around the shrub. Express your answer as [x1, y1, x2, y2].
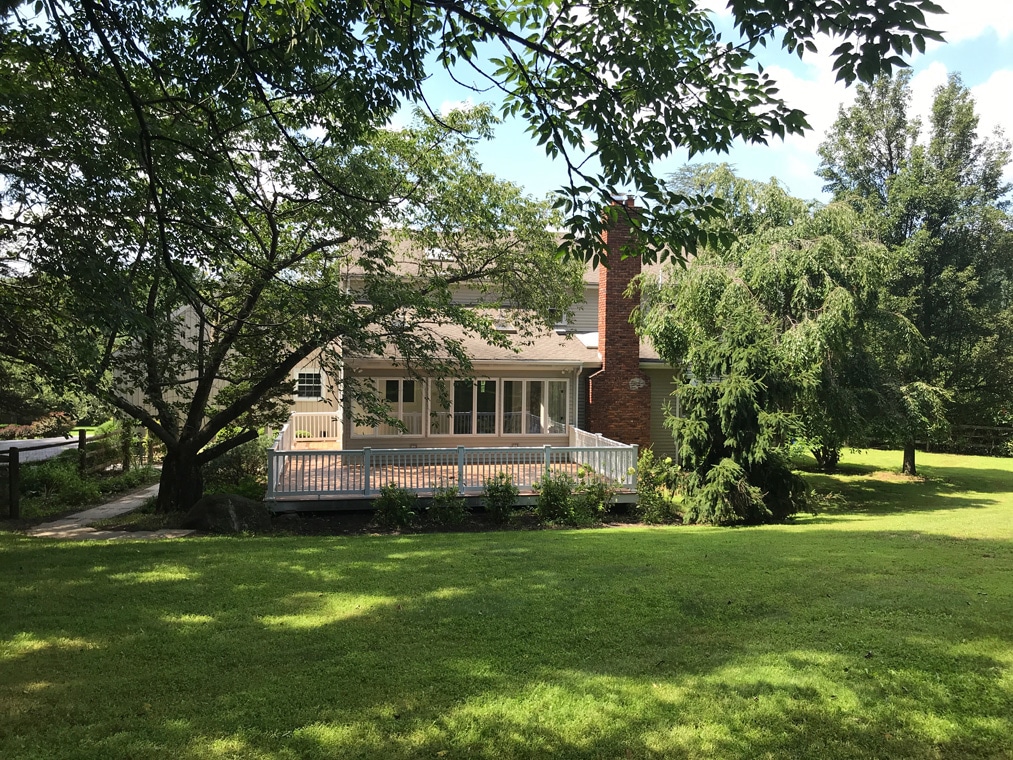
[533, 467, 620, 527]
[20, 458, 101, 506]
[98, 466, 159, 495]
[0, 411, 75, 440]
[427, 482, 466, 527]
[373, 483, 418, 530]
[482, 472, 518, 523]
[574, 465, 619, 519]
[202, 436, 270, 498]
[635, 449, 682, 524]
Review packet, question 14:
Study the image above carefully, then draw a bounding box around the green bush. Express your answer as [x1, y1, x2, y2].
[533, 468, 619, 527]
[373, 483, 418, 530]
[635, 449, 682, 524]
[20, 458, 101, 507]
[426, 482, 466, 527]
[482, 472, 518, 523]
[574, 465, 619, 518]
[534, 470, 577, 524]
[202, 437, 269, 498]
[98, 466, 159, 495]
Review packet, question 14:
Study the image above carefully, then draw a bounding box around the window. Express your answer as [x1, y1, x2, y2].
[352, 376, 569, 437]
[354, 379, 423, 436]
[295, 371, 323, 399]
[502, 379, 569, 436]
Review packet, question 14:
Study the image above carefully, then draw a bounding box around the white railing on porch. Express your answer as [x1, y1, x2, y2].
[288, 412, 341, 441]
[267, 423, 638, 500]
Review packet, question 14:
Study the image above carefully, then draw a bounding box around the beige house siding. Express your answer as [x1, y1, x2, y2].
[645, 366, 680, 461]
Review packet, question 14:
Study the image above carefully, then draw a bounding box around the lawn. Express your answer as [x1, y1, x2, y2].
[1, 449, 1011, 759]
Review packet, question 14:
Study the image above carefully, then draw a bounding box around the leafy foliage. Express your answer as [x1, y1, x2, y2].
[426, 482, 467, 527]
[482, 472, 519, 524]
[640, 170, 892, 522]
[202, 437, 271, 501]
[818, 72, 1013, 471]
[533, 467, 617, 526]
[373, 484, 419, 531]
[634, 449, 682, 525]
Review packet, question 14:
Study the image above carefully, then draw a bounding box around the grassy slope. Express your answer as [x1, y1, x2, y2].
[1, 450, 1011, 759]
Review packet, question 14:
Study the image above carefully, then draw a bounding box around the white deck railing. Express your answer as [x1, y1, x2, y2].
[288, 412, 341, 440]
[267, 423, 637, 500]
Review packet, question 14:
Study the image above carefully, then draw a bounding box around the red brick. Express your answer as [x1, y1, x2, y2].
[585, 199, 651, 450]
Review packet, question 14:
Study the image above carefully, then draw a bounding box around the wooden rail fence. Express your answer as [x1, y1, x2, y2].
[0, 430, 120, 519]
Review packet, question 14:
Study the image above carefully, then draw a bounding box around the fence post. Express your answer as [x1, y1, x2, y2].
[630, 445, 639, 490]
[77, 429, 87, 475]
[363, 448, 372, 496]
[457, 446, 466, 489]
[544, 444, 552, 473]
[120, 426, 132, 472]
[8, 447, 19, 519]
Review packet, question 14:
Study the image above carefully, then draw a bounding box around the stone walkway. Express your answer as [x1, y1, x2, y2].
[26, 484, 195, 540]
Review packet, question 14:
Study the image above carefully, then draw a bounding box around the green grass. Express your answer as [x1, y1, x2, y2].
[1, 449, 1012, 759]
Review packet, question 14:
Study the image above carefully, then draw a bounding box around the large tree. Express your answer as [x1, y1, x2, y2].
[639, 172, 896, 522]
[0, 0, 943, 509]
[818, 72, 1013, 473]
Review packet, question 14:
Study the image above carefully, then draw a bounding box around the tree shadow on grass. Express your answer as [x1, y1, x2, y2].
[804, 469, 1004, 519]
[1, 526, 1012, 759]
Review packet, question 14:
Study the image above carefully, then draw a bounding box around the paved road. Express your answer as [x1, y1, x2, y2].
[0, 436, 77, 463]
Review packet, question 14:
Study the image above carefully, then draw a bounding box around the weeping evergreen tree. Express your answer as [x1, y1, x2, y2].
[638, 172, 898, 524]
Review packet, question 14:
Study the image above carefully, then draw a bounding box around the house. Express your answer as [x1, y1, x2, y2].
[286, 198, 681, 463]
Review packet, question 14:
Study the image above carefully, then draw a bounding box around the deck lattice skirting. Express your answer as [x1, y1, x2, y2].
[266, 418, 637, 502]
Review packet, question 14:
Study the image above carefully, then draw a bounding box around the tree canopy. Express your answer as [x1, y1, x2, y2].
[639, 168, 898, 523]
[818, 72, 1013, 472]
[0, 0, 945, 509]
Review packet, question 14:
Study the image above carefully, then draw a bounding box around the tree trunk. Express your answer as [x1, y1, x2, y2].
[812, 445, 841, 473]
[157, 445, 204, 513]
[902, 442, 917, 476]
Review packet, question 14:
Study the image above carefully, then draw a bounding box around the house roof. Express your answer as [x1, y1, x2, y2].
[349, 322, 600, 367]
[573, 332, 664, 363]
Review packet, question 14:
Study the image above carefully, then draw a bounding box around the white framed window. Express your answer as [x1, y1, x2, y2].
[502, 379, 568, 435]
[352, 378, 423, 436]
[428, 379, 499, 436]
[352, 376, 570, 437]
[295, 371, 323, 399]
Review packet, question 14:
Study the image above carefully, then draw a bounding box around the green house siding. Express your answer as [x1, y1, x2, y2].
[645, 367, 679, 462]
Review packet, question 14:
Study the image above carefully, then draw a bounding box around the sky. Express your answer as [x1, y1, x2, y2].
[402, 0, 1013, 203]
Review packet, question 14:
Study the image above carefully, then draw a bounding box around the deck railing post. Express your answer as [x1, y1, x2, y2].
[267, 449, 275, 502]
[363, 447, 372, 496]
[630, 445, 639, 489]
[544, 445, 551, 473]
[457, 446, 465, 489]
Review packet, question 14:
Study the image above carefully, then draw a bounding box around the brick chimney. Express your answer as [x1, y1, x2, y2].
[585, 198, 652, 450]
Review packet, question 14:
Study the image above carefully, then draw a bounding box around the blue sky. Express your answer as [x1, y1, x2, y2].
[402, 0, 1013, 203]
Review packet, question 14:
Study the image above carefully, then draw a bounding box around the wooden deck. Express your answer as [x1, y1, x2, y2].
[267, 427, 639, 511]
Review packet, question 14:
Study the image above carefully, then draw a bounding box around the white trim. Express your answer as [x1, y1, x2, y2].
[294, 369, 325, 401]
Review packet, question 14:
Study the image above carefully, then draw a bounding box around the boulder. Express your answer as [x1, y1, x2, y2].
[181, 493, 272, 534]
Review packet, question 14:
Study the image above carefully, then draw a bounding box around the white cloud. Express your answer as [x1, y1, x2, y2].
[934, 0, 1013, 44]
[908, 61, 951, 126]
[761, 54, 858, 148]
[696, 0, 732, 18]
[972, 69, 1013, 139]
[439, 98, 475, 116]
